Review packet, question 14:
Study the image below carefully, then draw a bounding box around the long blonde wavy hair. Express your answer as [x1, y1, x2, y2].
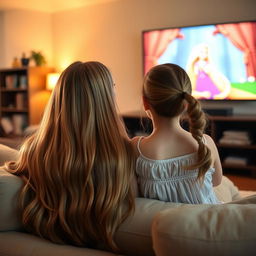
[143, 63, 211, 180]
[6, 61, 135, 252]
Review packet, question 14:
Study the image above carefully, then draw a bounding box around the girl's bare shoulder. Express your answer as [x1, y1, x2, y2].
[203, 134, 219, 158]
[203, 134, 216, 147]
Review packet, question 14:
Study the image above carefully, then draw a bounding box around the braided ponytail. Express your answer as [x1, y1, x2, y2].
[144, 63, 212, 180]
[184, 93, 212, 180]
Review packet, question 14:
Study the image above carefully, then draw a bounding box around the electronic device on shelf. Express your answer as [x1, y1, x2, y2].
[142, 20, 256, 102]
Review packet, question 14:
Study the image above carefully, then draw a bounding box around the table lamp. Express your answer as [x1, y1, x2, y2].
[46, 73, 60, 90]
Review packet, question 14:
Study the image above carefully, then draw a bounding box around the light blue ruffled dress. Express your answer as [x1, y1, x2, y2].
[136, 137, 220, 204]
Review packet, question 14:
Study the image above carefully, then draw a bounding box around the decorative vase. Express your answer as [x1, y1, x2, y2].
[21, 58, 30, 66]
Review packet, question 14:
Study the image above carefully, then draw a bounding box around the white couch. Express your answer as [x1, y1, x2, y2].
[0, 144, 256, 256]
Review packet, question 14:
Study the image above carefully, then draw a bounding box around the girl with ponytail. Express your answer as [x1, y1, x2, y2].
[132, 63, 222, 204]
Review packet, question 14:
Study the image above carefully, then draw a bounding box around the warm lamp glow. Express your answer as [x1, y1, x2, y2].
[46, 73, 60, 90]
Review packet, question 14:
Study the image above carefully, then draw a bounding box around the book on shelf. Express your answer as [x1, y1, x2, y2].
[16, 93, 27, 109]
[219, 129, 252, 145]
[19, 75, 27, 89]
[223, 130, 249, 137]
[0, 117, 13, 134]
[219, 138, 251, 145]
[223, 131, 250, 139]
[223, 156, 248, 166]
[5, 74, 18, 89]
[12, 114, 27, 135]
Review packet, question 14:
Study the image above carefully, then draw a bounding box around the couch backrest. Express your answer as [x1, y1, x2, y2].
[0, 168, 23, 231]
[0, 144, 19, 166]
[152, 200, 256, 256]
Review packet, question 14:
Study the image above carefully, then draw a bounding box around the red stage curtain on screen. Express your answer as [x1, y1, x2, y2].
[144, 29, 183, 74]
[214, 22, 256, 79]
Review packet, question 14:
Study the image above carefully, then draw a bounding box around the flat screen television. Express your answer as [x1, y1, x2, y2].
[142, 21, 256, 100]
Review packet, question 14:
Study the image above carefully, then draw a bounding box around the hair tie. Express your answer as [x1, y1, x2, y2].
[181, 91, 186, 99]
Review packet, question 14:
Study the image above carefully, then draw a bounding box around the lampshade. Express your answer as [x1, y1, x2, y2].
[46, 73, 60, 90]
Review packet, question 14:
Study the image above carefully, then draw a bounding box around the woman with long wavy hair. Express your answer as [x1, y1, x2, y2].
[5, 61, 135, 252]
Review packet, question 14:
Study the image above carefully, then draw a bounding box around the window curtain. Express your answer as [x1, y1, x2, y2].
[213, 22, 256, 79]
[144, 29, 183, 74]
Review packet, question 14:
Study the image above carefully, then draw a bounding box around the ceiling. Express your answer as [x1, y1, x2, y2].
[0, 0, 117, 13]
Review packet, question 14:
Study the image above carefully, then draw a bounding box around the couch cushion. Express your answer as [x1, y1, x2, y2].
[0, 167, 183, 255]
[213, 175, 241, 202]
[152, 199, 256, 256]
[0, 143, 19, 165]
[228, 194, 256, 204]
[0, 231, 118, 256]
[0, 144, 21, 231]
[0, 200, 183, 256]
[116, 198, 182, 256]
[0, 168, 23, 231]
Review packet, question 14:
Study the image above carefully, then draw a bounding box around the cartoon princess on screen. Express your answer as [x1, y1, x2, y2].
[186, 43, 231, 99]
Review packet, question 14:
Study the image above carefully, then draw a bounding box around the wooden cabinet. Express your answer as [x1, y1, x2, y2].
[0, 66, 54, 136]
[122, 111, 256, 177]
[207, 115, 256, 176]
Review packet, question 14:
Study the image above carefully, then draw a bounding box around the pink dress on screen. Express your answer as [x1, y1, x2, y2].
[195, 70, 220, 99]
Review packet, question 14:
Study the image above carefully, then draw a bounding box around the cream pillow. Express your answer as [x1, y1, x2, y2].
[228, 194, 256, 204]
[0, 231, 118, 256]
[116, 198, 182, 256]
[0, 144, 22, 230]
[213, 175, 241, 202]
[0, 168, 23, 231]
[0, 144, 19, 166]
[0, 168, 182, 256]
[152, 201, 256, 256]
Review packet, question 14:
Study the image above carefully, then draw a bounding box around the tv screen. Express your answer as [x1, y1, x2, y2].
[142, 21, 256, 100]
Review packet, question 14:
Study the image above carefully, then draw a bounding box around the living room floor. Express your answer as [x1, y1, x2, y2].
[225, 173, 256, 191]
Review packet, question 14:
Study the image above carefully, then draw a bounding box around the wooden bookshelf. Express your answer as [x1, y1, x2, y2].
[0, 66, 54, 136]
